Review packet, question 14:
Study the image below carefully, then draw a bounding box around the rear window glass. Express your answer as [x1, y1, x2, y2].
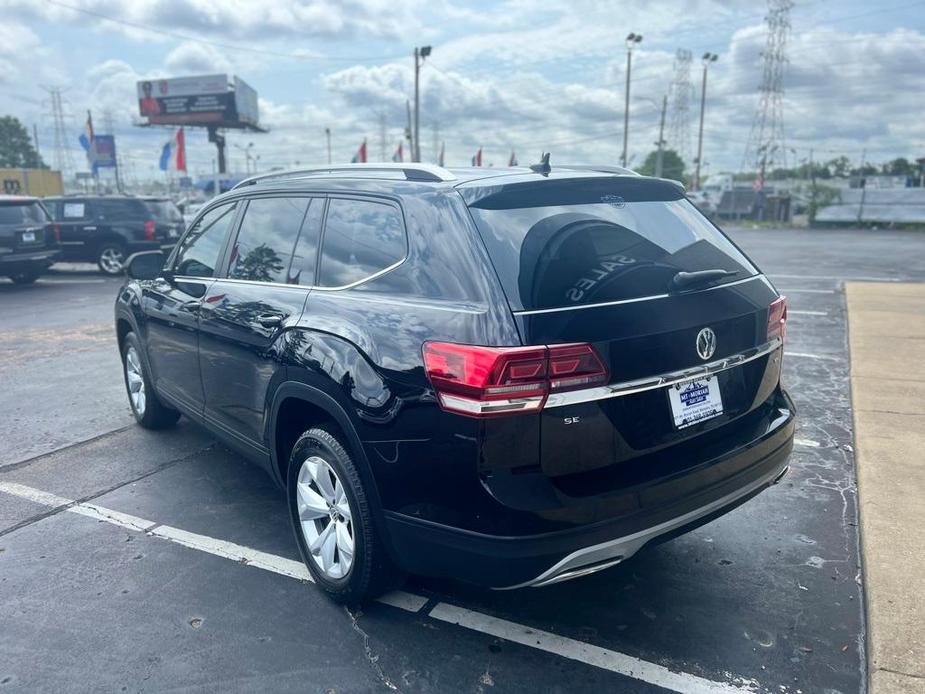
[0, 202, 48, 224]
[466, 179, 757, 311]
[96, 199, 148, 220]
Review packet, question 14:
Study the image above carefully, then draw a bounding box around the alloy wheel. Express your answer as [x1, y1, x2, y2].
[100, 247, 125, 274]
[125, 346, 146, 416]
[296, 456, 355, 579]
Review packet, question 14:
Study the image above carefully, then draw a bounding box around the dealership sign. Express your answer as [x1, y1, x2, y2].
[136, 74, 261, 129]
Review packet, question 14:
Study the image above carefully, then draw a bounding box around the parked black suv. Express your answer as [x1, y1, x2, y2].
[115, 162, 794, 602]
[44, 195, 171, 275]
[0, 195, 60, 284]
[139, 195, 186, 242]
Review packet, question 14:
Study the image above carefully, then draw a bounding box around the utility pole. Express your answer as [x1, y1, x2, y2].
[857, 147, 868, 226]
[325, 128, 332, 165]
[621, 32, 642, 168]
[32, 123, 41, 165]
[695, 52, 718, 191]
[431, 121, 440, 164]
[655, 94, 667, 178]
[413, 46, 432, 163]
[378, 113, 387, 162]
[43, 86, 77, 179]
[404, 101, 413, 158]
[808, 147, 818, 223]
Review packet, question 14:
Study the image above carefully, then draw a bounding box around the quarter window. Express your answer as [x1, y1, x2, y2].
[227, 197, 309, 284]
[173, 202, 238, 278]
[319, 198, 405, 288]
[288, 198, 325, 286]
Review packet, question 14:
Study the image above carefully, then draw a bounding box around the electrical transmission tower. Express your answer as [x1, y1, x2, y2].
[43, 87, 77, 177]
[742, 0, 793, 180]
[667, 49, 693, 162]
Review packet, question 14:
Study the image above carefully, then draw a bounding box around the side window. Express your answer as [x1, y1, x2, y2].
[173, 202, 238, 278]
[227, 196, 308, 284]
[318, 198, 406, 288]
[288, 198, 325, 286]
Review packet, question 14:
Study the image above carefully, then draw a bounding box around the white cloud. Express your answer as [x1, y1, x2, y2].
[164, 42, 232, 74]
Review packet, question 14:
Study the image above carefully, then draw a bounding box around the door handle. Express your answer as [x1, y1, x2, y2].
[256, 314, 283, 328]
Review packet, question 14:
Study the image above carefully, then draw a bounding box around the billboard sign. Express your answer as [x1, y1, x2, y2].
[137, 74, 260, 129]
[90, 135, 117, 172]
[234, 76, 259, 127]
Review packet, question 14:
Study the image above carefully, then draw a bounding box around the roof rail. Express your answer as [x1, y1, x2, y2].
[231, 163, 457, 190]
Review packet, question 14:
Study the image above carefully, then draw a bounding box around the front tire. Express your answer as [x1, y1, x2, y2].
[121, 332, 180, 429]
[287, 427, 399, 603]
[97, 242, 126, 275]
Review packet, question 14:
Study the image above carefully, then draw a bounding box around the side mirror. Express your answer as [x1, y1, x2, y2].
[125, 250, 166, 280]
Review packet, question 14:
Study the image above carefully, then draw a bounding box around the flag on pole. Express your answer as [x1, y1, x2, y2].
[508, 150, 518, 167]
[351, 139, 367, 163]
[471, 148, 482, 167]
[78, 110, 94, 154]
[159, 128, 186, 172]
[391, 142, 403, 163]
[437, 141, 445, 167]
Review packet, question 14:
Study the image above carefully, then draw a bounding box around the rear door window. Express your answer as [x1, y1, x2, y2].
[96, 199, 148, 221]
[226, 196, 309, 284]
[465, 178, 757, 311]
[318, 198, 405, 288]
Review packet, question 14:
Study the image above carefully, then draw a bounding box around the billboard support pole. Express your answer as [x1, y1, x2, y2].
[208, 126, 227, 174]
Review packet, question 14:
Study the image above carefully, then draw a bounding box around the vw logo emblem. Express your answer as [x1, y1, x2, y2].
[696, 327, 716, 361]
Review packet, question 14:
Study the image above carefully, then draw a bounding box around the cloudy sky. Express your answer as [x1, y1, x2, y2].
[2, 0, 923, 182]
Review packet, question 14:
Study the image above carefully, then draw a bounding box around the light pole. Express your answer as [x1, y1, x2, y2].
[621, 32, 642, 168]
[694, 52, 718, 191]
[234, 142, 255, 173]
[413, 45, 432, 163]
[325, 128, 332, 165]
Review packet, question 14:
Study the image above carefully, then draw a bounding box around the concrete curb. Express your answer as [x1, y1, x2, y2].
[847, 282, 925, 693]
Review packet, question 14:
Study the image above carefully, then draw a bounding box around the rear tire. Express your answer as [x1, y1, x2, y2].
[121, 332, 180, 429]
[97, 242, 126, 276]
[287, 426, 401, 603]
[9, 270, 41, 284]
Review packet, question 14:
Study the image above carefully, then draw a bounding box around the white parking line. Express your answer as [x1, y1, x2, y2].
[794, 438, 821, 448]
[430, 603, 758, 694]
[777, 288, 836, 294]
[788, 310, 828, 316]
[785, 351, 841, 361]
[38, 278, 107, 284]
[0, 480, 761, 693]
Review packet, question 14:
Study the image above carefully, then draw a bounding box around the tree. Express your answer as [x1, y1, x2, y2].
[0, 116, 45, 168]
[637, 149, 686, 183]
[881, 157, 914, 177]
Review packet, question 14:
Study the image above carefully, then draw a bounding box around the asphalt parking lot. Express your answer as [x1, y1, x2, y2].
[2, 229, 924, 694]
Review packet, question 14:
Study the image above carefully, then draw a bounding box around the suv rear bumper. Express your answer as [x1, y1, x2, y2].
[383, 395, 794, 588]
[0, 248, 61, 274]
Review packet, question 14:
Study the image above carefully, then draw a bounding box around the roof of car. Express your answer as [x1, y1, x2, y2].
[0, 194, 40, 203]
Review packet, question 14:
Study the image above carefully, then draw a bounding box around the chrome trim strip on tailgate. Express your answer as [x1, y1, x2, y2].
[512, 274, 770, 316]
[544, 336, 782, 409]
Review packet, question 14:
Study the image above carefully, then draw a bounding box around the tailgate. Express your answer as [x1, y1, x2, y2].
[519, 277, 782, 477]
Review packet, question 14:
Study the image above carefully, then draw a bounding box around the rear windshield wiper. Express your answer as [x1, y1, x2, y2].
[670, 269, 739, 293]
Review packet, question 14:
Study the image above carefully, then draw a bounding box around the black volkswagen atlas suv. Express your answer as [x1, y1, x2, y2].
[114, 161, 794, 602]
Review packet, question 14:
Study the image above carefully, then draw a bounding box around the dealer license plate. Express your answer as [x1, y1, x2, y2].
[668, 375, 724, 429]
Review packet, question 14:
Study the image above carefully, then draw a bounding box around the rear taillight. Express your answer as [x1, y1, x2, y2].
[423, 342, 608, 418]
[49, 223, 61, 242]
[768, 296, 787, 341]
[144, 220, 156, 241]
